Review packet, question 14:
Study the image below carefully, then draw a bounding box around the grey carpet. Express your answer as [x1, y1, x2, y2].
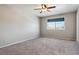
[0, 38, 79, 55]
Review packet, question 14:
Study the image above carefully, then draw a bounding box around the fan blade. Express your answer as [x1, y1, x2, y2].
[34, 8, 41, 10]
[47, 6, 56, 9]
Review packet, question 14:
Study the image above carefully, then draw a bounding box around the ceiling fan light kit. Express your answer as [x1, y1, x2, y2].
[34, 4, 56, 13]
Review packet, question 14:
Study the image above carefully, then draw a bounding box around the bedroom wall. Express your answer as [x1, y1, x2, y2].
[40, 12, 76, 41]
[0, 5, 40, 47]
[77, 8, 79, 41]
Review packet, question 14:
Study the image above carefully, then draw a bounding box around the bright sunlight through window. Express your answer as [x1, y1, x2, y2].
[47, 18, 65, 31]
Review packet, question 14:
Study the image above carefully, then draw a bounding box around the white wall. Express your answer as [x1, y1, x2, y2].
[40, 12, 76, 41]
[0, 5, 40, 47]
[77, 8, 79, 41]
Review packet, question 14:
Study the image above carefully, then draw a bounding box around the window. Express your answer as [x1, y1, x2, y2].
[47, 18, 65, 30]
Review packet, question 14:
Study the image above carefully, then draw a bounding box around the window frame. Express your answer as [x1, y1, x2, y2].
[47, 17, 65, 31]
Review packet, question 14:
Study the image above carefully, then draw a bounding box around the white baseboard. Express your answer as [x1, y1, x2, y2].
[0, 38, 34, 48]
[0, 34, 40, 48]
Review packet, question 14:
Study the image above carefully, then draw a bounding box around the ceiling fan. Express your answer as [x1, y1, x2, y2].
[34, 4, 56, 13]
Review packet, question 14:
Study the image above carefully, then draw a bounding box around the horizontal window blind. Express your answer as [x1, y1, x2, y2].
[48, 18, 64, 22]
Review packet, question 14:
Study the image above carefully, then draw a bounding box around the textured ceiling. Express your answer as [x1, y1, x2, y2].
[32, 4, 79, 17]
[6, 4, 79, 17]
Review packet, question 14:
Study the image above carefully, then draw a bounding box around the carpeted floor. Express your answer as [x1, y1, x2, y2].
[0, 38, 79, 55]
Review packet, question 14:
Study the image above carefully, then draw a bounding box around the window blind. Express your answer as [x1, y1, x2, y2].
[48, 18, 64, 22]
